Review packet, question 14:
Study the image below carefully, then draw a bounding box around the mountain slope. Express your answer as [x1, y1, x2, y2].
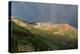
[10, 17, 78, 53]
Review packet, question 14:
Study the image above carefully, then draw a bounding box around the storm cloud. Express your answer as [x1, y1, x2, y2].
[10, 1, 78, 28]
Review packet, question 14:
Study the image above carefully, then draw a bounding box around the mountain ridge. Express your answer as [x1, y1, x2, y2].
[11, 16, 77, 33]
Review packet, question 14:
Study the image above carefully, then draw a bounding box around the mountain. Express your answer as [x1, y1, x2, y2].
[11, 16, 77, 31]
[10, 17, 78, 53]
[11, 17, 77, 36]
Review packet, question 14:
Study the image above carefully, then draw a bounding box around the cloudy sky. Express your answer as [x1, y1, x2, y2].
[10, 1, 78, 28]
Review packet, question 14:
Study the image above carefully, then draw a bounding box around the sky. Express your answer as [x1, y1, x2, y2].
[10, 1, 78, 28]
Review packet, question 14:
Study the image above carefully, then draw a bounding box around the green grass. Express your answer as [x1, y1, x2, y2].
[10, 21, 78, 53]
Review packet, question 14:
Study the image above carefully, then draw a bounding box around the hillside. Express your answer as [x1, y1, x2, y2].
[10, 17, 78, 53]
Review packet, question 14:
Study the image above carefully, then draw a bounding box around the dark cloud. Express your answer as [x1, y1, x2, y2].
[11, 1, 78, 28]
